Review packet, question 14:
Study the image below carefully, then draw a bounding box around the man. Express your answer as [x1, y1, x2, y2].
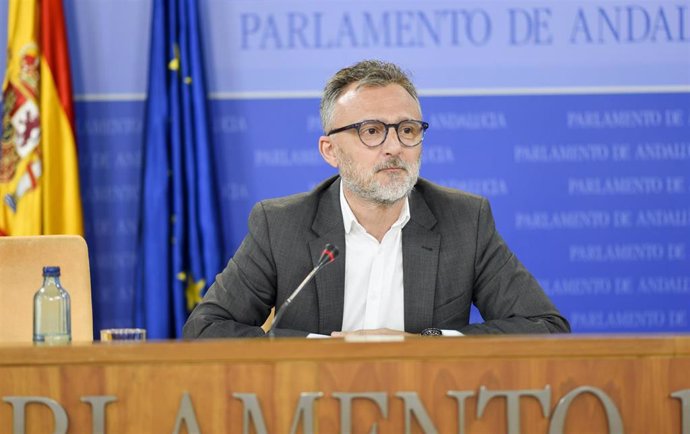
[183, 60, 570, 338]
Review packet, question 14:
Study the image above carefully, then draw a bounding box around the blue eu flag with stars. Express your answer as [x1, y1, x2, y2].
[135, 0, 222, 338]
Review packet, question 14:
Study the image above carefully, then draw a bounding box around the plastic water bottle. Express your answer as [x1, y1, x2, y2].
[33, 266, 71, 344]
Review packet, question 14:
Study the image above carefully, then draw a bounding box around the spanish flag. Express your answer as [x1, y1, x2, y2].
[0, 0, 83, 236]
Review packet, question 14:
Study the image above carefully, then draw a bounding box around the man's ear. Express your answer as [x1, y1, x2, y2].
[319, 135, 339, 168]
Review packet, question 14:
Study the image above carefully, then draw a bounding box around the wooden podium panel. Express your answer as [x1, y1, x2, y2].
[0, 335, 689, 434]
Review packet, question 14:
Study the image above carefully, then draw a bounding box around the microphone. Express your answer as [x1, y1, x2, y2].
[268, 244, 339, 337]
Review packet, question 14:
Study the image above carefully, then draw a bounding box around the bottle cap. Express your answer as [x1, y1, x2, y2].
[42, 266, 61, 276]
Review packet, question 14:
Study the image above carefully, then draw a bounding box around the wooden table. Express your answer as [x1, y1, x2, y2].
[1, 335, 689, 433]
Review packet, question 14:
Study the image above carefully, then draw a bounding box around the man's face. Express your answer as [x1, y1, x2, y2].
[321, 84, 423, 205]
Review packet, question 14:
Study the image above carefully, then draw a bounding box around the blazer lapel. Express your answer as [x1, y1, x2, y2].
[309, 177, 346, 334]
[403, 189, 440, 333]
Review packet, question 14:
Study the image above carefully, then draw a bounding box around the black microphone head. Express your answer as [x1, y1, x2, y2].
[317, 243, 339, 267]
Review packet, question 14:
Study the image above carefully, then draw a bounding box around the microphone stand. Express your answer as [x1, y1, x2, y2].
[268, 244, 338, 337]
[268, 266, 321, 337]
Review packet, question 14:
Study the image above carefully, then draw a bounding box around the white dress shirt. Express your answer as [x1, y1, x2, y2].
[340, 183, 409, 331]
[306, 183, 462, 337]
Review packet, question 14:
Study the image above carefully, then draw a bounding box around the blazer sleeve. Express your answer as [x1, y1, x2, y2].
[183, 202, 308, 338]
[459, 198, 571, 334]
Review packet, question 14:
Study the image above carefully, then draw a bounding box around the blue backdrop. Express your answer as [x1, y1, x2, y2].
[2, 0, 689, 334]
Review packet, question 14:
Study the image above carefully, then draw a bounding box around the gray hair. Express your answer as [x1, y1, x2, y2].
[320, 59, 420, 133]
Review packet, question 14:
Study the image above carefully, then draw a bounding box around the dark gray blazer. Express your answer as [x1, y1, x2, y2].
[183, 176, 570, 338]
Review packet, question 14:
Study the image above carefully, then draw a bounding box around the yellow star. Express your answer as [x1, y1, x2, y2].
[168, 44, 180, 71]
[177, 271, 206, 312]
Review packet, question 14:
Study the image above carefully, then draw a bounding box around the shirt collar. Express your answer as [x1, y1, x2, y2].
[339, 181, 411, 235]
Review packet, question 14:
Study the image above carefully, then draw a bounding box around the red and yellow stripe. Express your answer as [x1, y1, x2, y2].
[0, 0, 83, 236]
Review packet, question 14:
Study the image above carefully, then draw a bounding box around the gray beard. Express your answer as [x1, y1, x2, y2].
[337, 153, 420, 205]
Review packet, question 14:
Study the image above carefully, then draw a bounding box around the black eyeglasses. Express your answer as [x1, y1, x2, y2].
[326, 119, 429, 148]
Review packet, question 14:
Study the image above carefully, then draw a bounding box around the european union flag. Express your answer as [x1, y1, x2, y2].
[135, 0, 222, 338]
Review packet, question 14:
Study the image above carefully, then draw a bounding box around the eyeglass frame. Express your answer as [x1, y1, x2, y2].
[326, 119, 430, 148]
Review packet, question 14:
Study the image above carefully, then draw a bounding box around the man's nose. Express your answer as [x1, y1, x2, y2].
[381, 126, 403, 154]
